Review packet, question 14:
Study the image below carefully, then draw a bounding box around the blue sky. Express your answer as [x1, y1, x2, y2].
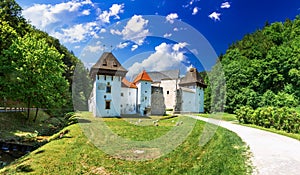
[16, 0, 300, 77]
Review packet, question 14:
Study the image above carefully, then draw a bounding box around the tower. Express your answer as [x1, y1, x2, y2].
[177, 68, 207, 113]
[133, 70, 153, 115]
[89, 52, 127, 117]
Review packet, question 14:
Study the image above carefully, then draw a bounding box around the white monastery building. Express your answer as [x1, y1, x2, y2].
[88, 52, 207, 117]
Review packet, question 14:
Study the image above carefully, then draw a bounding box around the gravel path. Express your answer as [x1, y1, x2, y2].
[191, 116, 300, 175]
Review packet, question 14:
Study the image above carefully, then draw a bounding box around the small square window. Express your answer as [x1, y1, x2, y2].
[167, 91, 169, 95]
[145, 97, 147, 100]
[105, 101, 110, 109]
[106, 86, 111, 93]
[145, 91, 147, 93]
[129, 92, 131, 96]
[121, 93, 124, 96]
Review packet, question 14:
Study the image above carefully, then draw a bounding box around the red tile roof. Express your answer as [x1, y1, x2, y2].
[122, 78, 137, 89]
[133, 70, 153, 84]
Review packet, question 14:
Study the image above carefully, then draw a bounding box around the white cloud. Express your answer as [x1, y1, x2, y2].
[183, 0, 201, 8]
[173, 27, 179, 31]
[98, 3, 124, 23]
[166, 13, 178, 24]
[190, 49, 199, 55]
[110, 15, 149, 45]
[86, 45, 102, 53]
[82, 9, 90, 15]
[52, 22, 98, 43]
[117, 42, 130, 49]
[74, 45, 81, 49]
[163, 33, 172, 37]
[221, 2, 231, 9]
[131, 44, 138, 51]
[208, 12, 221, 21]
[100, 28, 106, 33]
[186, 64, 194, 71]
[127, 42, 188, 77]
[192, 7, 199, 15]
[22, 0, 93, 29]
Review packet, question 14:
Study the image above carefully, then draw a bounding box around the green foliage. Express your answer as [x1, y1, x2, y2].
[0, 0, 92, 117]
[2, 33, 69, 120]
[235, 106, 300, 133]
[207, 16, 300, 113]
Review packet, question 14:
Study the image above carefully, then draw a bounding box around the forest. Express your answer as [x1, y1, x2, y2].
[0, 0, 90, 120]
[205, 16, 300, 133]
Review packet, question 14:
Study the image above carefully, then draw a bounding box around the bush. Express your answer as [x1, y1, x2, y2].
[235, 106, 300, 133]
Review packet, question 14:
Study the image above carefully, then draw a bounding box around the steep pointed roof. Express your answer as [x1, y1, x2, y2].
[179, 68, 206, 88]
[133, 70, 153, 84]
[121, 77, 137, 89]
[90, 52, 127, 78]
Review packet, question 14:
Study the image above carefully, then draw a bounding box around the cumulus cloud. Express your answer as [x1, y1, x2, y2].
[82, 9, 90, 15]
[22, 0, 93, 29]
[192, 7, 199, 15]
[221, 2, 231, 9]
[98, 3, 124, 23]
[163, 33, 172, 37]
[117, 42, 130, 49]
[131, 44, 138, 51]
[110, 15, 149, 45]
[127, 42, 189, 77]
[52, 22, 98, 43]
[85, 45, 102, 53]
[208, 12, 221, 21]
[166, 13, 178, 24]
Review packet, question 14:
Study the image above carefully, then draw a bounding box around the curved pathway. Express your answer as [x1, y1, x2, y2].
[190, 116, 300, 175]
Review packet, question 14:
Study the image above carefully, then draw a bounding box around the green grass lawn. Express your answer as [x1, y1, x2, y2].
[1, 112, 252, 175]
[197, 113, 238, 122]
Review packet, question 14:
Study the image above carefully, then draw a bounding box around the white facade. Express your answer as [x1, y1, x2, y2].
[120, 87, 137, 114]
[136, 80, 152, 115]
[93, 74, 122, 117]
[160, 79, 178, 109]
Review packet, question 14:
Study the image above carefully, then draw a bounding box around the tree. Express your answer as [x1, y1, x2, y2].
[3, 33, 69, 121]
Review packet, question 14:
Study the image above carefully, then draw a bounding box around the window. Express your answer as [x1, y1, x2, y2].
[121, 93, 124, 97]
[112, 76, 114, 81]
[103, 59, 107, 66]
[104, 75, 106, 81]
[129, 92, 131, 96]
[167, 91, 169, 95]
[105, 101, 110, 109]
[106, 86, 111, 93]
[145, 91, 147, 93]
[113, 61, 118, 67]
[145, 97, 147, 100]
[97, 75, 99, 80]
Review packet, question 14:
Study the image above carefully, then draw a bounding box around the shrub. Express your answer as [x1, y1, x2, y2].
[235, 106, 300, 134]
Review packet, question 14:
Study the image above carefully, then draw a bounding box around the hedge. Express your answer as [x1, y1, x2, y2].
[235, 106, 300, 134]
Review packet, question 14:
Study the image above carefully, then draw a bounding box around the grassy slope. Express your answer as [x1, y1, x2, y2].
[1, 112, 252, 175]
[0, 111, 65, 142]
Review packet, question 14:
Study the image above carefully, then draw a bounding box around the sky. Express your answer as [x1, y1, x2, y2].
[15, 0, 300, 78]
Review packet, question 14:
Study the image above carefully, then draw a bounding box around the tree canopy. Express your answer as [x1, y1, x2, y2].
[206, 16, 300, 113]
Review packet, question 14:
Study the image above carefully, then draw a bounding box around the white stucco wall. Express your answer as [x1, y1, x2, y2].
[181, 88, 196, 112]
[160, 79, 177, 109]
[88, 81, 96, 116]
[120, 87, 137, 114]
[136, 81, 152, 115]
[95, 74, 121, 117]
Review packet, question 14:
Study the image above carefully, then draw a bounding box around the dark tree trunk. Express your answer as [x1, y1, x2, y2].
[33, 107, 39, 123]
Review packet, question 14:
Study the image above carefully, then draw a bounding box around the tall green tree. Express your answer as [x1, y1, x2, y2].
[3, 33, 69, 120]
